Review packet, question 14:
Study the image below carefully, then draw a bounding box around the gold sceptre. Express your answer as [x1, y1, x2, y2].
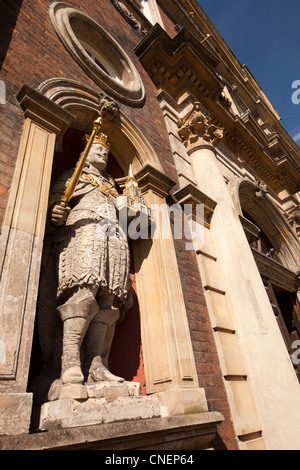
[60, 116, 103, 208]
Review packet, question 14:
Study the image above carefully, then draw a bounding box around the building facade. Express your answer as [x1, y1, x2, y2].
[0, 0, 299, 450]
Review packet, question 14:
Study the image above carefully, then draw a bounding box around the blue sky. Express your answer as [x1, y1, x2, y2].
[197, 0, 300, 145]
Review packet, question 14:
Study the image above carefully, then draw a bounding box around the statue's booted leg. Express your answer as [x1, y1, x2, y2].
[57, 287, 99, 387]
[83, 294, 125, 383]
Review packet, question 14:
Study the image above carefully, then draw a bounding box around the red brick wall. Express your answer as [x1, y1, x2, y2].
[0, 0, 238, 449]
[0, 0, 177, 227]
[157, 2, 178, 38]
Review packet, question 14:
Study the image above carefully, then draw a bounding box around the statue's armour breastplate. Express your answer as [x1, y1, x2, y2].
[67, 186, 118, 226]
[56, 185, 129, 301]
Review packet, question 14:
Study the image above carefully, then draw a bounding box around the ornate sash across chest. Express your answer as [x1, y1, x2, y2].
[80, 173, 119, 197]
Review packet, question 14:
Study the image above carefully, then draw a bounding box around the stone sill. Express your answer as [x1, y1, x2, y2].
[0, 411, 223, 451]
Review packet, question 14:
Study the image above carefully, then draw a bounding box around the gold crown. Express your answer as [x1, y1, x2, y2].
[84, 132, 110, 151]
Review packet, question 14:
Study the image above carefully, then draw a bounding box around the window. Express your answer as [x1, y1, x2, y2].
[79, 39, 122, 83]
[49, 2, 145, 104]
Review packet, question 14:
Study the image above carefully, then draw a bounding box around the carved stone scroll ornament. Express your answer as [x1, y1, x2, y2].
[110, 0, 147, 36]
[286, 206, 300, 235]
[287, 207, 300, 225]
[99, 95, 120, 122]
[255, 181, 269, 199]
[177, 103, 224, 152]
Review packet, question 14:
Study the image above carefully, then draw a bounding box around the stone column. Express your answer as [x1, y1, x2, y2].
[0, 85, 74, 435]
[177, 102, 300, 450]
[133, 164, 209, 417]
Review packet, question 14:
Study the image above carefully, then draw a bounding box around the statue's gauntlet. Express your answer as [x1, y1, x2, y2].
[50, 204, 71, 227]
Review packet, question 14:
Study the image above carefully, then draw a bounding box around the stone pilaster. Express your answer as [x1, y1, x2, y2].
[0, 86, 74, 435]
[177, 103, 268, 449]
[132, 164, 209, 417]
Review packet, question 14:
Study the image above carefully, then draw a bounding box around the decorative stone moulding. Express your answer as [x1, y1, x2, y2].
[49, 2, 145, 105]
[109, 0, 149, 36]
[177, 103, 224, 153]
[174, 184, 217, 229]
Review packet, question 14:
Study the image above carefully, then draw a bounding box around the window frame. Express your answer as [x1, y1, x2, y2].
[49, 2, 145, 105]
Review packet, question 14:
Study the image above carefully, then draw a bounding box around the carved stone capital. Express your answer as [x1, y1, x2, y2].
[17, 84, 75, 135]
[177, 103, 224, 152]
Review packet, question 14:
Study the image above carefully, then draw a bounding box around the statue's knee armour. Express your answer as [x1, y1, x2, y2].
[57, 289, 99, 322]
[91, 307, 120, 327]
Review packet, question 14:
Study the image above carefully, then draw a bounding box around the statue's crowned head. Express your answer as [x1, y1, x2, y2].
[84, 132, 110, 151]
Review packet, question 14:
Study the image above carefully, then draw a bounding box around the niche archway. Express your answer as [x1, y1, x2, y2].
[53, 126, 145, 391]
[37, 77, 163, 176]
[27, 79, 164, 403]
[230, 177, 300, 381]
[230, 177, 300, 273]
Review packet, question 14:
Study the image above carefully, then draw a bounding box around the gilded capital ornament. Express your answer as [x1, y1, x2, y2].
[177, 103, 224, 152]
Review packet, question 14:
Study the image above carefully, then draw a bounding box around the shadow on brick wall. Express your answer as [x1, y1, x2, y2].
[0, 0, 24, 69]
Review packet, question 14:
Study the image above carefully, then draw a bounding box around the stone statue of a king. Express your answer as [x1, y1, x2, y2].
[35, 126, 133, 402]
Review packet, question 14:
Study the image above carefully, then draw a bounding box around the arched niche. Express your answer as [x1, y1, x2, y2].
[26, 78, 163, 400]
[37, 77, 163, 176]
[2, 82, 203, 429]
[36, 79, 202, 403]
[45, 126, 147, 395]
[229, 177, 300, 274]
[229, 177, 300, 382]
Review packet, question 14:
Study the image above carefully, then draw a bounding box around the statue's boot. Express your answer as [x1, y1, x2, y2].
[57, 289, 99, 385]
[60, 317, 88, 384]
[83, 298, 124, 383]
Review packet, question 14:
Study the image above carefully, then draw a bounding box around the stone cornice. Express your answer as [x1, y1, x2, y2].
[135, 24, 221, 100]
[251, 247, 300, 292]
[16, 85, 75, 134]
[173, 183, 217, 227]
[135, 24, 300, 194]
[169, 0, 282, 122]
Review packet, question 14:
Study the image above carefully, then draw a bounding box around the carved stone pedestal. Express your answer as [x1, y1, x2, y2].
[39, 393, 161, 431]
[87, 381, 142, 399]
[40, 383, 210, 434]
[48, 379, 142, 402]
